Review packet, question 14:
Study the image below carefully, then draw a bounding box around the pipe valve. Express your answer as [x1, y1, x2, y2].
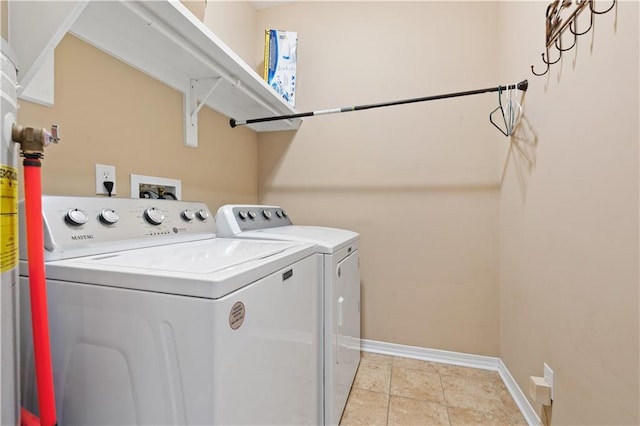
[12, 124, 61, 155]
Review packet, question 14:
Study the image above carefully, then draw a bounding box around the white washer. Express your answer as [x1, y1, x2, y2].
[19, 196, 318, 425]
[216, 205, 361, 426]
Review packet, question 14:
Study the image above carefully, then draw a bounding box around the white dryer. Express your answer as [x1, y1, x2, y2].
[19, 196, 318, 425]
[216, 205, 360, 426]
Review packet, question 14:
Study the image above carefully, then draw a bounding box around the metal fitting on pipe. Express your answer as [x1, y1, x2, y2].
[12, 124, 60, 155]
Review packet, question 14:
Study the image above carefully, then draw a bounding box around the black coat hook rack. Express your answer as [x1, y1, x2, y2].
[532, 0, 616, 76]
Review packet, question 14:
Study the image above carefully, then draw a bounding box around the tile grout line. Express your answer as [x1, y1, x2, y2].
[361, 341, 535, 424]
[354, 353, 523, 426]
[438, 368, 452, 426]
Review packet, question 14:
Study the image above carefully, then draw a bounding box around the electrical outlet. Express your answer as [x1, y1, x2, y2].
[95, 164, 116, 195]
[544, 363, 554, 401]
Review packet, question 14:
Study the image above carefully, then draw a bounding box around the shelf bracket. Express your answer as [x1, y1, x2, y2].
[184, 77, 222, 148]
[9, 0, 89, 106]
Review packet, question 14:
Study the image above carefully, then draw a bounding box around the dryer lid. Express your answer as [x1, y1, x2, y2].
[236, 226, 358, 254]
[40, 238, 316, 298]
[73, 239, 289, 273]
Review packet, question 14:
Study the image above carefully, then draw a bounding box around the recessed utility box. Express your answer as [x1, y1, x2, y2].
[130, 174, 182, 200]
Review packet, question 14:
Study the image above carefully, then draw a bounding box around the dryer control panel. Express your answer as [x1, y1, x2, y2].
[19, 196, 215, 261]
[216, 205, 293, 235]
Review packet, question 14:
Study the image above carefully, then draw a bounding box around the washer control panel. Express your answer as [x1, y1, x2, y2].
[19, 196, 215, 261]
[216, 205, 293, 235]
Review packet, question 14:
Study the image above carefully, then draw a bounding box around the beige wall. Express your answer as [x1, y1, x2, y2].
[257, 2, 639, 421]
[498, 2, 639, 424]
[17, 33, 258, 211]
[256, 2, 503, 356]
[12, 2, 639, 423]
[180, 0, 207, 22]
[204, 0, 258, 67]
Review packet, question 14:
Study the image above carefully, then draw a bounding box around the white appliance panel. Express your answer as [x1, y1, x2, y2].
[19, 196, 320, 425]
[215, 204, 361, 425]
[20, 255, 318, 425]
[332, 248, 361, 425]
[215, 205, 358, 254]
[233, 226, 358, 255]
[71, 239, 290, 273]
[19, 196, 215, 261]
[34, 239, 315, 299]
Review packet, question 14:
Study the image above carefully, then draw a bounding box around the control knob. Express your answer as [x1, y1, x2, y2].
[238, 211, 248, 221]
[247, 211, 257, 220]
[65, 209, 88, 226]
[182, 210, 195, 221]
[144, 207, 165, 225]
[262, 209, 272, 220]
[99, 209, 119, 225]
[196, 209, 210, 221]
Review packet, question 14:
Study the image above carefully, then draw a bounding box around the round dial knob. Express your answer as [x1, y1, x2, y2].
[247, 211, 257, 220]
[182, 210, 195, 221]
[281, 210, 288, 218]
[99, 209, 119, 225]
[196, 209, 210, 221]
[238, 211, 248, 221]
[65, 209, 88, 226]
[262, 209, 272, 220]
[276, 210, 283, 218]
[144, 207, 165, 225]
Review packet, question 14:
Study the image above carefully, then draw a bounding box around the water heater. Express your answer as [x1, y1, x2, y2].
[1, 37, 20, 426]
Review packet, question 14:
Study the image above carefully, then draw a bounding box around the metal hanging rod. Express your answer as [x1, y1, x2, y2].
[230, 80, 529, 129]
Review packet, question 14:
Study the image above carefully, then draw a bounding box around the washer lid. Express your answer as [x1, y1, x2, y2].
[41, 238, 316, 299]
[234, 226, 358, 254]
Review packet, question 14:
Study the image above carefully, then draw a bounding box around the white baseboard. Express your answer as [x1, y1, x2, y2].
[498, 359, 541, 426]
[360, 339, 540, 426]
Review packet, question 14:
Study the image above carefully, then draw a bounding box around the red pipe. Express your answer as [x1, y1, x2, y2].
[23, 155, 57, 426]
[20, 407, 40, 426]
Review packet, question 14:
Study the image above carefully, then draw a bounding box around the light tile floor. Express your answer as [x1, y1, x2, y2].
[340, 352, 528, 426]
